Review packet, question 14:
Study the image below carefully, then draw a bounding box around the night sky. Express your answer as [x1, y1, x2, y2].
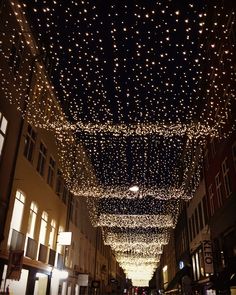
[24, 0, 210, 189]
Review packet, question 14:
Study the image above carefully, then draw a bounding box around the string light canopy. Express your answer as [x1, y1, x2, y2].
[1, 0, 235, 287]
[98, 214, 175, 228]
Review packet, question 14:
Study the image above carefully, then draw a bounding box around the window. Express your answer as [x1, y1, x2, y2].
[0, 112, 8, 157]
[62, 186, 68, 204]
[49, 219, 56, 249]
[232, 142, 236, 171]
[8, 190, 25, 246]
[74, 200, 79, 227]
[222, 158, 231, 197]
[47, 156, 55, 187]
[39, 211, 48, 246]
[192, 255, 197, 281]
[27, 202, 38, 239]
[192, 215, 196, 239]
[24, 124, 36, 162]
[69, 196, 74, 222]
[56, 169, 63, 197]
[195, 209, 199, 235]
[195, 252, 200, 280]
[188, 219, 192, 241]
[198, 202, 204, 230]
[37, 142, 47, 176]
[215, 172, 223, 207]
[163, 265, 168, 288]
[202, 195, 208, 225]
[208, 185, 214, 216]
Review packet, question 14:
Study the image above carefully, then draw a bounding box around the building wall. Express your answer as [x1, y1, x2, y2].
[0, 1, 124, 295]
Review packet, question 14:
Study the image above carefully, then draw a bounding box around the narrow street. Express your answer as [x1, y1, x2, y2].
[0, 0, 235, 294]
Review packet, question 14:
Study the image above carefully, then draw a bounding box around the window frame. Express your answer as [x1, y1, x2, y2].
[215, 172, 223, 207]
[208, 184, 214, 216]
[0, 112, 8, 159]
[24, 124, 37, 163]
[37, 141, 47, 176]
[221, 157, 232, 198]
[47, 156, 56, 187]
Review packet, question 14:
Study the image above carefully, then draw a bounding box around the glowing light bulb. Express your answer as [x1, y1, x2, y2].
[129, 185, 139, 192]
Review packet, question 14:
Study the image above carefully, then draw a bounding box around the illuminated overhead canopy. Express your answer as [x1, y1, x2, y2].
[2, 0, 234, 287]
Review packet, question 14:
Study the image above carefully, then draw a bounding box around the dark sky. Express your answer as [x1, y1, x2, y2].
[24, 0, 207, 188]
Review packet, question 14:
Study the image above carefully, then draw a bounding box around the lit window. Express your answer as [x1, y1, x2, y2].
[199, 248, 205, 277]
[0, 112, 8, 157]
[195, 252, 200, 280]
[27, 202, 38, 238]
[208, 185, 214, 216]
[39, 211, 48, 246]
[162, 265, 168, 288]
[222, 158, 231, 197]
[192, 255, 196, 281]
[49, 219, 56, 248]
[8, 190, 25, 246]
[47, 156, 55, 187]
[24, 124, 36, 162]
[215, 172, 223, 207]
[37, 142, 47, 176]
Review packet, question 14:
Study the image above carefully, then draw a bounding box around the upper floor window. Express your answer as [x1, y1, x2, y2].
[202, 195, 208, 225]
[222, 158, 231, 197]
[27, 202, 38, 239]
[37, 142, 47, 176]
[162, 265, 168, 288]
[232, 141, 236, 171]
[74, 200, 79, 227]
[56, 169, 63, 197]
[198, 202, 204, 230]
[8, 190, 25, 246]
[208, 184, 214, 216]
[0, 112, 8, 157]
[215, 172, 223, 207]
[195, 209, 199, 235]
[47, 156, 55, 187]
[188, 219, 192, 242]
[62, 186, 68, 204]
[39, 211, 48, 246]
[69, 196, 74, 222]
[24, 124, 36, 162]
[49, 219, 56, 249]
[191, 215, 196, 239]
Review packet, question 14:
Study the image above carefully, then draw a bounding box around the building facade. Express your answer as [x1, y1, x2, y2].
[0, 1, 124, 294]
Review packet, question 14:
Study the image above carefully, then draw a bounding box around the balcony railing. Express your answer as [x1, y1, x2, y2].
[48, 248, 56, 266]
[10, 229, 25, 251]
[38, 244, 48, 263]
